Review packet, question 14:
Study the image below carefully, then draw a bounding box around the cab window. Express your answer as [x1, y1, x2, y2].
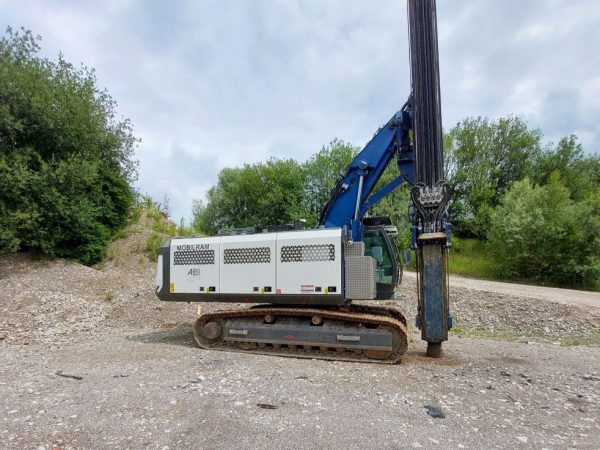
[363, 231, 394, 284]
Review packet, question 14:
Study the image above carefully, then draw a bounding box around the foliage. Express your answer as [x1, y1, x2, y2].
[192, 139, 359, 234]
[488, 174, 600, 288]
[532, 135, 600, 201]
[445, 117, 599, 287]
[0, 27, 137, 264]
[448, 237, 497, 279]
[177, 217, 192, 236]
[302, 139, 358, 221]
[192, 158, 307, 234]
[0, 150, 134, 264]
[129, 195, 178, 261]
[445, 116, 541, 237]
[146, 232, 165, 261]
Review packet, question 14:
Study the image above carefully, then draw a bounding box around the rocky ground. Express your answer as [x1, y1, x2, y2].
[1, 227, 599, 449]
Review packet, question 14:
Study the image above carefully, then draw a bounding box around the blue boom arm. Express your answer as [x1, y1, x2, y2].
[319, 101, 414, 241]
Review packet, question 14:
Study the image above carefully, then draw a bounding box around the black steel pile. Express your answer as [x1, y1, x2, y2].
[407, 0, 444, 186]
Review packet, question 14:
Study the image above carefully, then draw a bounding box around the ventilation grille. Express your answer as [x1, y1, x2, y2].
[281, 244, 335, 263]
[223, 247, 271, 264]
[173, 249, 215, 265]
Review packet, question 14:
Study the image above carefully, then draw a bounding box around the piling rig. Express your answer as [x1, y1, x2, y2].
[155, 0, 451, 362]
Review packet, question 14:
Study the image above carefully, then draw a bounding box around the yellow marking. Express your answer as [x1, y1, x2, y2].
[260, 287, 264, 294]
[324, 288, 329, 295]
[169, 282, 175, 293]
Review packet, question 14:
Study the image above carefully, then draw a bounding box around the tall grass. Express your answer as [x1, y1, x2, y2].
[447, 237, 497, 279]
[126, 195, 198, 261]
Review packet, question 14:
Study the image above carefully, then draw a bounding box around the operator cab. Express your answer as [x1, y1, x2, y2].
[363, 217, 401, 299]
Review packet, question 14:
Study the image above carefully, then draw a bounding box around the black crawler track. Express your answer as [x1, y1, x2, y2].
[194, 305, 409, 364]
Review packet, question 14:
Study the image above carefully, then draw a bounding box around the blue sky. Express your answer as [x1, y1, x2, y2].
[3, 0, 599, 221]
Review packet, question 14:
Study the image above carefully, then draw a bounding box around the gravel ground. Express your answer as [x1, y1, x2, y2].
[395, 273, 600, 341]
[1, 330, 599, 449]
[1, 242, 600, 449]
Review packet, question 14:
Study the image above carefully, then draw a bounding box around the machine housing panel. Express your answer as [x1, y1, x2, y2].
[159, 229, 347, 302]
[169, 237, 220, 294]
[276, 229, 343, 295]
[219, 233, 277, 295]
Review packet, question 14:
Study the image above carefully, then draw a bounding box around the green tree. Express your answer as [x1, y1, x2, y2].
[445, 116, 542, 237]
[0, 27, 137, 264]
[192, 158, 308, 234]
[302, 138, 358, 221]
[488, 174, 600, 287]
[533, 135, 600, 201]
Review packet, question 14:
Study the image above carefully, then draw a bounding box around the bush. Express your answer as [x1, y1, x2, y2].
[0, 28, 136, 264]
[488, 174, 600, 288]
[445, 116, 542, 238]
[146, 232, 165, 261]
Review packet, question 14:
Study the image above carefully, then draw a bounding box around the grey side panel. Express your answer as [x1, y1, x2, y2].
[344, 241, 377, 300]
[345, 240, 365, 257]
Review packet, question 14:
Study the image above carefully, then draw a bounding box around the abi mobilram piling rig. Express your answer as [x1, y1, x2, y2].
[155, 0, 452, 362]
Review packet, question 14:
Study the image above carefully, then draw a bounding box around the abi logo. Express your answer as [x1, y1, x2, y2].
[188, 268, 200, 276]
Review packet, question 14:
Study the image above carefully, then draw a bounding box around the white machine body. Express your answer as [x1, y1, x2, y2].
[163, 228, 345, 297]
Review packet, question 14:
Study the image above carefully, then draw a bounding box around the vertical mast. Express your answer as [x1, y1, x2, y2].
[407, 0, 452, 358]
[407, 0, 444, 186]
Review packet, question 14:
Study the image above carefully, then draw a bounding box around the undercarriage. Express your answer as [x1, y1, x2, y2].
[194, 304, 409, 364]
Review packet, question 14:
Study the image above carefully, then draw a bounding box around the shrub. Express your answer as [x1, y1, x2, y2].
[146, 232, 165, 261]
[0, 28, 136, 264]
[488, 174, 600, 287]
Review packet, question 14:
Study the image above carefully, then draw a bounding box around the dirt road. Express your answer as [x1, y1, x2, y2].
[404, 271, 600, 311]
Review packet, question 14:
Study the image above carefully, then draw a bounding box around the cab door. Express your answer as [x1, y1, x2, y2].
[363, 226, 401, 299]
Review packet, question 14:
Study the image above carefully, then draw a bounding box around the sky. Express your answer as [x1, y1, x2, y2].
[2, 0, 600, 221]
